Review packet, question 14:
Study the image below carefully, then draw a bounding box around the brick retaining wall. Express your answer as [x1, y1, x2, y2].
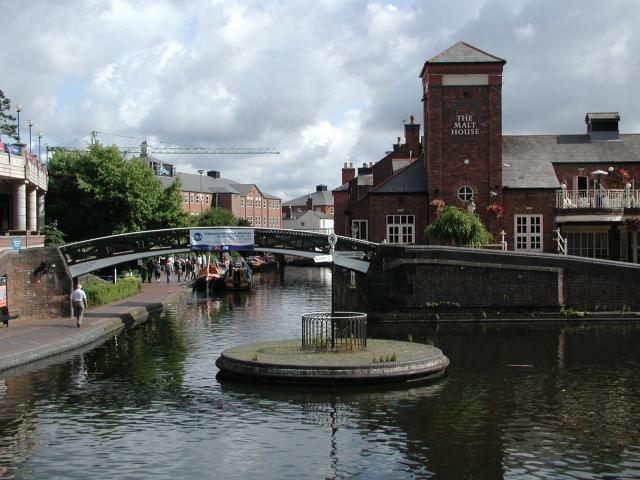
[0, 247, 72, 319]
[335, 245, 640, 321]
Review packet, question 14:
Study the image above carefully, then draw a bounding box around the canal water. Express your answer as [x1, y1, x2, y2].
[1, 267, 640, 479]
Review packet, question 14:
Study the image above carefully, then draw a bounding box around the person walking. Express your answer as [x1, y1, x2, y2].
[146, 258, 155, 283]
[71, 283, 88, 328]
[154, 260, 162, 283]
[165, 258, 172, 283]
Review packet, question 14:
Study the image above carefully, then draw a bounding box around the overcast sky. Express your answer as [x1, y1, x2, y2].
[2, 0, 639, 200]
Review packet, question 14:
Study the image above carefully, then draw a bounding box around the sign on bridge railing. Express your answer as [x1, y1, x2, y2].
[190, 228, 255, 252]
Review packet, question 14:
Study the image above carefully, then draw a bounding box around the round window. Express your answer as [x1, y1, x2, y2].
[457, 185, 474, 202]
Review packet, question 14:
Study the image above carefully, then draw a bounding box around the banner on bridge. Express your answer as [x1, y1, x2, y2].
[190, 228, 255, 252]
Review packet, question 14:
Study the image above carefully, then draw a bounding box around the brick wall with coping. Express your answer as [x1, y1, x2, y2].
[0, 247, 72, 320]
[335, 245, 640, 321]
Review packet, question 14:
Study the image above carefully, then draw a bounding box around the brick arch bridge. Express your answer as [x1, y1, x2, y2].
[59, 227, 378, 278]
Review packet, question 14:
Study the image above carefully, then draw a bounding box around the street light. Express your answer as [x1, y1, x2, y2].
[15, 104, 22, 142]
[197, 169, 205, 213]
[37, 133, 42, 162]
[28, 120, 33, 159]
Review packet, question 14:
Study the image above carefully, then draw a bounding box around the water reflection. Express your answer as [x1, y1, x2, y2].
[0, 268, 639, 479]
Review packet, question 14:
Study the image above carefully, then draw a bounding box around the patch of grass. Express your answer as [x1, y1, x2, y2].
[83, 275, 142, 308]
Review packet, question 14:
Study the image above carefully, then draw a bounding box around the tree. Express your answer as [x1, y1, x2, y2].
[425, 205, 493, 247]
[195, 207, 243, 227]
[0, 90, 17, 140]
[46, 144, 190, 241]
[42, 222, 66, 246]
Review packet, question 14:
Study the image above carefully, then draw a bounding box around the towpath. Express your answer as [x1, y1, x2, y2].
[0, 281, 191, 373]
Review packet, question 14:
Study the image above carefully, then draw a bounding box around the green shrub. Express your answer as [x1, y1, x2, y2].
[83, 276, 142, 307]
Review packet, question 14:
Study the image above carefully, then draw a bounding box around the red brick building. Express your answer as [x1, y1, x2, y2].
[282, 184, 334, 220]
[334, 41, 640, 262]
[158, 169, 282, 228]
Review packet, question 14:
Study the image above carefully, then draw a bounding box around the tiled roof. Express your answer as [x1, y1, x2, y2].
[157, 173, 278, 199]
[502, 134, 640, 188]
[425, 41, 505, 65]
[158, 172, 240, 194]
[283, 190, 334, 207]
[371, 159, 427, 194]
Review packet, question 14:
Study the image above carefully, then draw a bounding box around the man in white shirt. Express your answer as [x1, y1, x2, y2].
[70, 283, 88, 328]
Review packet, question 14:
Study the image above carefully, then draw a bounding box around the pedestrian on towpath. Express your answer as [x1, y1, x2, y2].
[154, 261, 162, 283]
[70, 283, 88, 328]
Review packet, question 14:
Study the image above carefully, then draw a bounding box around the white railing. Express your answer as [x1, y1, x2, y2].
[554, 229, 568, 255]
[556, 189, 639, 209]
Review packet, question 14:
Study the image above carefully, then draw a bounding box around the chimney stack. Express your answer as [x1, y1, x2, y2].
[404, 114, 420, 154]
[342, 162, 356, 184]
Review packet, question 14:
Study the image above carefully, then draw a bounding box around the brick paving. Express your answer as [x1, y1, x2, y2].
[0, 280, 192, 372]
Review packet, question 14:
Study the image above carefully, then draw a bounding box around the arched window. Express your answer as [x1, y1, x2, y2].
[457, 185, 474, 202]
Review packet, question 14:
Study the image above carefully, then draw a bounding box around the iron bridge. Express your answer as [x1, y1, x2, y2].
[59, 227, 378, 278]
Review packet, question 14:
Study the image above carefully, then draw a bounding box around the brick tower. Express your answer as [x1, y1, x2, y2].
[419, 42, 505, 219]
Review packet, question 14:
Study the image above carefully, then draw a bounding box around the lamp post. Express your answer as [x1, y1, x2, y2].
[37, 132, 42, 162]
[197, 169, 205, 213]
[16, 104, 22, 142]
[28, 120, 33, 159]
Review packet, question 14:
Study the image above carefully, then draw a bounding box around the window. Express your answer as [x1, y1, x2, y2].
[248, 216, 253, 224]
[183, 193, 188, 203]
[457, 185, 474, 202]
[330, 207, 334, 214]
[386, 215, 415, 244]
[567, 231, 609, 259]
[256, 216, 261, 225]
[351, 220, 368, 240]
[205, 195, 210, 204]
[190, 193, 194, 203]
[247, 197, 253, 207]
[514, 215, 543, 252]
[240, 198, 245, 207]
[195, 194, 200, 204]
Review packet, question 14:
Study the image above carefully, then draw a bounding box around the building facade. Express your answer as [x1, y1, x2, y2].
[0, 142, 47, 249]
[282, 184, 334, 220]
[157, 168, 282, 228]
[334, 41, 640, 263]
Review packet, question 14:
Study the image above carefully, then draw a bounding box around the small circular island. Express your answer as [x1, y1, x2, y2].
[216, 337, 449, 385]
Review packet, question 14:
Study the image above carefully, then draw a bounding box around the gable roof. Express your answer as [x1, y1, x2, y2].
[371, 159, 427, 194]
[283, 189, 334, 207]
[157, 173, 278, 199]
[425, 41, 506, 65]
[502, 133, 640, 188]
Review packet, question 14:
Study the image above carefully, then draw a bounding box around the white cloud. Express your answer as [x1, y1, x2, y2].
[1, 0, 639, 199]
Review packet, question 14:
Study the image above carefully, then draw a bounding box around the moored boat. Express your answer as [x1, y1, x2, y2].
[224, 259, 253, 291]
[247, 255, 277, 272]
[192, 260, 227, 291]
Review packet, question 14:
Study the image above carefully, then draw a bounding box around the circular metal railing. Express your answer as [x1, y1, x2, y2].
[301, 312, 367, 352]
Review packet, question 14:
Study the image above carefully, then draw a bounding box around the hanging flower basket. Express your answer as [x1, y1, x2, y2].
[625, 216, 640, 232]
[430, 198, 445, 216]
[486, 203, 504, 218]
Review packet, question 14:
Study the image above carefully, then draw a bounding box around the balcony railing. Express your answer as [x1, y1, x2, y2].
[555, 189, 640, 210]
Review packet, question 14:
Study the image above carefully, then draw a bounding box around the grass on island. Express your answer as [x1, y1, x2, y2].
[226, 339, 438, 366]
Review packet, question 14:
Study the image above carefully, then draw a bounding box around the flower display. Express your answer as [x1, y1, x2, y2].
[486, 203, 504, 218]
[609, 167, 633, 189]
[430, 198, 445, 216]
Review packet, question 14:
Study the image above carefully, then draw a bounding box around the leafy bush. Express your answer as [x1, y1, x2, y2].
[425, 206, 493, 247]
[83, 275, 142, 307]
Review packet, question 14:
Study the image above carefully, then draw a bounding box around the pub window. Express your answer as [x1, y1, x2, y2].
[457, 185, 474, 202]
[514, 214, 543, 252]
[386, 215, 415, 244]
[351, 220, 368, 240]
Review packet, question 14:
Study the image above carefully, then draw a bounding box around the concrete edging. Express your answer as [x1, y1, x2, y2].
[0, 288, 190, 372]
